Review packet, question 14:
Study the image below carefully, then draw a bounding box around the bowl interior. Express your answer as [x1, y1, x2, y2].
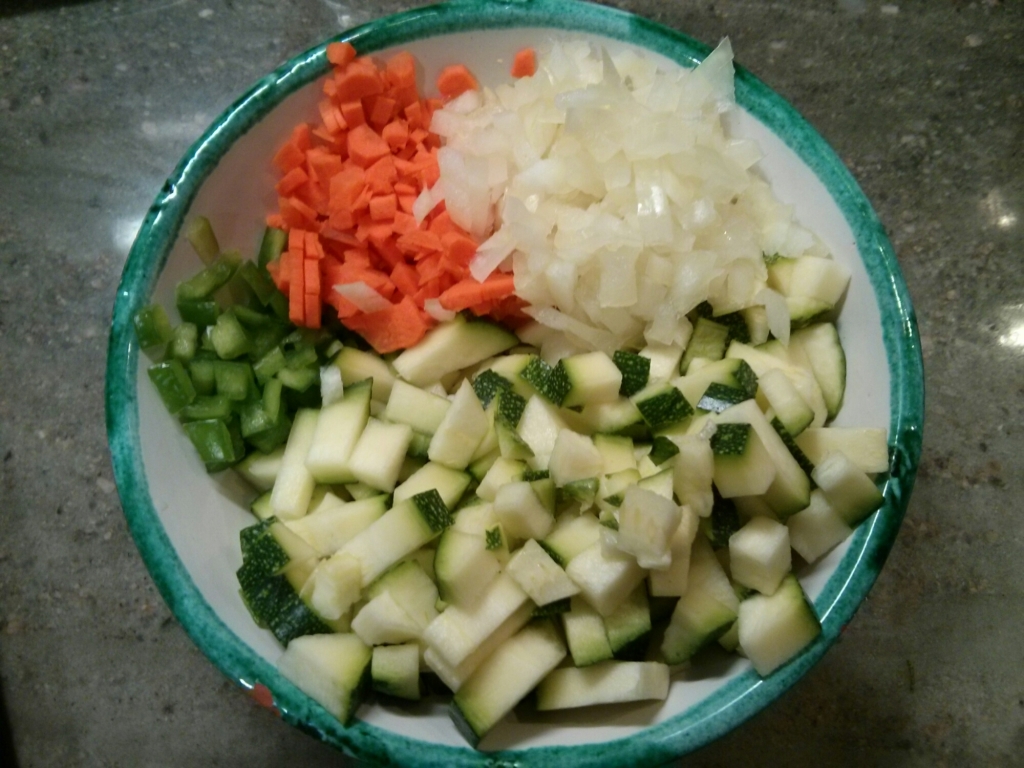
[109, 4, 922, 765]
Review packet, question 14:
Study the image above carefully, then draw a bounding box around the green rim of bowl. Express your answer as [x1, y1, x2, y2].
[106, 0, 924, 765]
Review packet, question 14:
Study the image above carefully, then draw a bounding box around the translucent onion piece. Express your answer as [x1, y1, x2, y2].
[333, 282, 392, 314]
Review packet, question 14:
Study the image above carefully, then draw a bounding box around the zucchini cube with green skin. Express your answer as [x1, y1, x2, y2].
[562, 595, 615, 667]
[594, 433, 637, 474]
[670, 435, 714, 519]
[434, 528, 502, 608]
[372, 644, 421, 701]
[559, 351, 623, 407]
[450, 621, 566, 747]
[366, 555, 436, 619]
[332, 347, 396, 402]
[757, 368, 814, 436]
[423, 602, 533, 693]
[604, 585, 652, 661]
[476, 457, 526, 502]
[351, 590, 422, 645]
[516, 396, 568, 470]
[640, 343, 685, 382]
[559, 476, 599, 510]
[423, 573, 531, 669]
[284, 495, 388, 557]
[471, 369, 513, 408]
[392, 316, 518, 388]
[578, 397, 648, 438]
[631, 382, 693, 430]
[518, 356, 571, 405]
[738, 574, 821, 676]
[697, 382, 751, 414]
[613, 350, 650, 396]
[788, 257, 851, 309]
[536, 661, 669, 711]
[786, 489, 853, 564]
[541, 512, 602, 567]
[393, 461, 472, 510]
[680, 316, 730, 373]
[710, 423, 776, 499]
[338, 489, 452, 587]
[505, 538, 580, 606]
[728, 517, 791, 596]
[795, 427, 890, 474]
[494, 479, 556, 541]
[789, 322, 847, 419]
[811, 450, 884, 526]
[300, 552, 362, 621]
[548, 429, 603, 487]
[660, 533, 740, 664]
[429, 380, 490, 470]
[304, 379, 371, 484]
[277, 633, 372, 725]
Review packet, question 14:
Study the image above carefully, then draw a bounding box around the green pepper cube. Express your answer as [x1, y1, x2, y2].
[246, 412, 292, 454]
[236, 260, 280, 306]
[148, 359, 196, 414]
[257, 227, 288, 269]
[133, 304, 173, 350]
[176, 298, 220, 327]
[188, 357, 217, 396]
[253, 346, 287, 385]
[169, 322, 198, 363]
[262, 378, 283, 424]
[184, 216, 221, 265]
[175, 255, 236, 302]
[183, 418, 241, 469]
[179, 395, 233, 423]
[277, 365, 318, 392]
[214, 361, 255, 401]
[210, 310, 251, 360]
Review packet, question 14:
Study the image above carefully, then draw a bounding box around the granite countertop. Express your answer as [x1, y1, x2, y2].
[1, 1, 1022, 765]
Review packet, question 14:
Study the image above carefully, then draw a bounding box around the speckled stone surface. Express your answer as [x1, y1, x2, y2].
[0, 0, 1021, 765]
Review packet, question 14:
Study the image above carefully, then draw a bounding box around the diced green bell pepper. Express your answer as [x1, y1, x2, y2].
[147, 360, 196, 414]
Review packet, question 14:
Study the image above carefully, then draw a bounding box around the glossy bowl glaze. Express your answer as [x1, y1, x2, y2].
[106, 1, 924, 764]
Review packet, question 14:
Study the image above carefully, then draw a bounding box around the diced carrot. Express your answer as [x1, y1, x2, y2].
[307, 149, 345, 184]
[441, 231, 478, 267]
[326, 41, 357, 68]
[304, 293, 322, 328]
[323, 78, 338, 99]
[385, 51, 417, 89]
[403, 100, 425, 130]
[304, 258, 321, 295]
[289, 253, 306, 325]
[272, 141, 306, 175]
[511, 48, 537, 78]
[438, 273, 516, 312]
[369, 194, 397, 222]
[340, 100, 365, 129]
[347, 124, 391, 168]
[367, 95, 397, 129]
[365, 155, 397, 195]
[396, 229, 442, 256]
[288, 229, 307, 257]
[437, 64, 479, 100]
[266, 213, 286, 230]
[319, 99, 342, 134]
[304, 231, 324, 260]
[381, 120, 409, 152]
[342, 295, 429, 354]
[392, 211, 417, 235]
[335, 64, 383, 102]
[287, 196, 319, 227]
[427, 209, 458, 238]
[276, 166, 309, 196]
[390, 261, 419, 297]
[290, 124, 312, 152]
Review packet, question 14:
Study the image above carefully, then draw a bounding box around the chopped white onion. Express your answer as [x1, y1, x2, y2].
[756, 287, 791, 345]
[424, 298, 457, 323]
[320, 365, 344, 407]
[332, 282, 392, 314]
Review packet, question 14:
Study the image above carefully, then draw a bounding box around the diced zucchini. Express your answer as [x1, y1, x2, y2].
[673, 357, 759, 406]
[303, 379, 372, 484]
[494, 479, 556, 541]
[364, 557, 440, 632]
[235, 446, 285, 492]
[593, 433, 637, 475]
[384, 379, 451, 435]
[429, 380, 491, 470]
[794, 427, 889, 474]
[351, 591, 422, 645]
[548, 429, 603, 487]
[476, 457, 526, 502]
[811, 450, 884, 526]
[516, 396, 568, 470]
[786, 489, 853, 563]
[603, 585, 651, 661]
[788, 256, 851, 309]
[648, 506, 699, 597]
[636, 467, 673, 500]
[728, 517, 791, 596]
[332, 346, 396, 402]
[560, 351, 623, 407]
[535, 661, 668, 711]
[284, 494, 388, 557]
[737, 574, 821, 676]
[726, 341, 828, 428]
[789, 323, 846, 419]
[300, 552, 362, 622]
[338, 490, 452, 586]
[269, 408, 320, 521]
[631, 382, 693, 430]
[481, 353, 537, 399]
[670, 435, 715, 518]
[680, 316, 730, 373]
[423, 573, 530, 668]
[434, 528, 502, 607]
[696, 382, 752, 414]
[710, 423, 776, 499]
[393, 316, 518, 387]
[541, 513, 602, 567]
[564, 542, 646, 617]
[639, 344, 685, 383]
[277, 634, 371, 724]
[562, 595, 615, 667]
[613, 350, 650, 396]
[505, 539, 580, 606]
[393, 461, 472, 510]
[371, 644, 421, 701]
[578, 397, 648, 438]
[616, 486, 682, 570]
[346, 418, 413, 492]
[450, 621, 566, 746]
[250, 490, 274, 520]
[757, 368, 814, 436]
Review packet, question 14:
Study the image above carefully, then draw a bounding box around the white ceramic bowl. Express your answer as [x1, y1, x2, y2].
[106, 1, 924, 765]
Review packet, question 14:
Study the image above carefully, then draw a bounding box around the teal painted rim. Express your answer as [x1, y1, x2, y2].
[105, 0, 924, 765]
